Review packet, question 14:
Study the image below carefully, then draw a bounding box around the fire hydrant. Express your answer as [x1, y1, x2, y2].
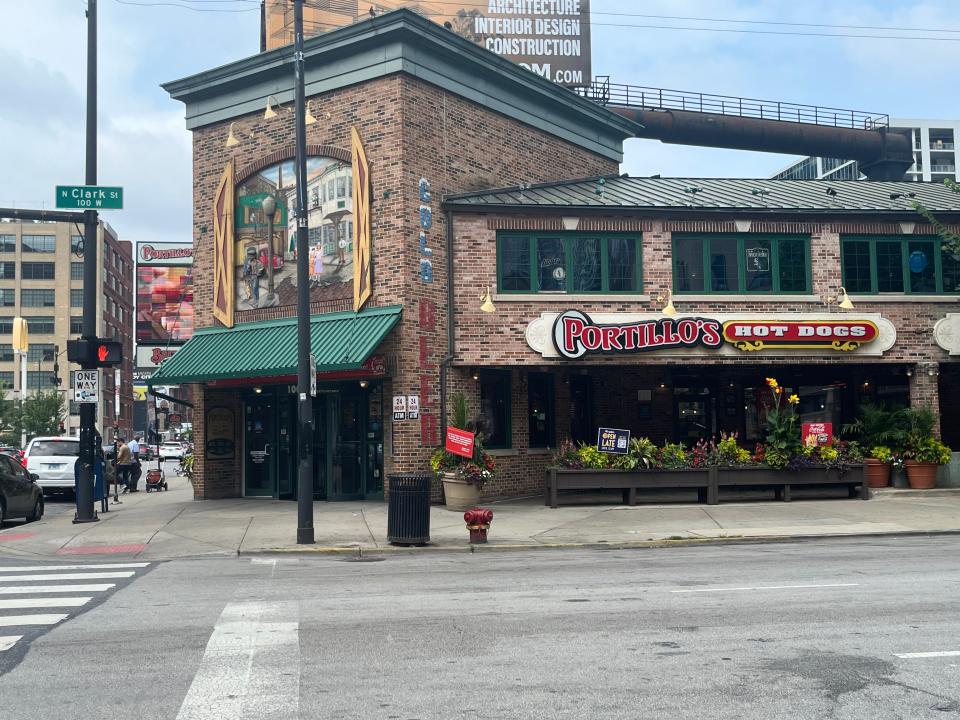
[464, 507, 493, 544]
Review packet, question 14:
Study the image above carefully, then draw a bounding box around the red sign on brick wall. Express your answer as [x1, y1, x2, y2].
[445, 427, 475, 459]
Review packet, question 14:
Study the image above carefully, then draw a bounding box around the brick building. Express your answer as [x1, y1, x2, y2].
[155, 9, 960, 501]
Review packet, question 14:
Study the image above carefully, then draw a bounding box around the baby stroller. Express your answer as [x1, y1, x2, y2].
[145, 467, 168, 492]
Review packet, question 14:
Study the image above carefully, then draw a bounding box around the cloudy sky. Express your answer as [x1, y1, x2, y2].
[2, 0, 959, 246]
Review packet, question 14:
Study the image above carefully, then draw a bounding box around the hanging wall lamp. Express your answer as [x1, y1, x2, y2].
[656, 289, 677, 316]
[480, 287, 496, 313]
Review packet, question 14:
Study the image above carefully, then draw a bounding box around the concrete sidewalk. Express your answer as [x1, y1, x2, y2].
[1, 474, 959, 560]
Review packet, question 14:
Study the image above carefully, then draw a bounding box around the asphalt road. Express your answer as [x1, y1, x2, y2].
[0, 536, 958, 719]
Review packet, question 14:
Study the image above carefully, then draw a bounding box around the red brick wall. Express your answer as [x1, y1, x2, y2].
[187, 73, 618, 498]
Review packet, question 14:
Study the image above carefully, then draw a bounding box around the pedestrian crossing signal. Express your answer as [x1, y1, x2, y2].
[67, 338, 123, 367]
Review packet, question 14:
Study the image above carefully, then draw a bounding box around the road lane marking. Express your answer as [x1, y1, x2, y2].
[0, 614, 69, 627]
[0, 597, 92, 609]
[670, 583, 860, 593]
[0, 563, 149, 572]
[0, 572, 135, 582]
[0, 584, 115, 595]
[895, 651, 960, 659]
[0, 635, 22, 652]
[176, 601, 300, 720]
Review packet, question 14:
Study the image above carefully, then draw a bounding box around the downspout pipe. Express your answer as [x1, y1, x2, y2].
[439, 208, 456, 439]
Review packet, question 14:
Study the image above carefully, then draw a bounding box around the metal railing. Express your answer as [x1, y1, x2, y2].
[576, 76, 889, 130]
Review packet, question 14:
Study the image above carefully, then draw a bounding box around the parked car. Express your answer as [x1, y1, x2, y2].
[159, 442, 185, 461]
[0, 451, 44, 523]
[138, 444, 154, 461]
[0, 446, 24, 465]
[24, 436, 80, 493]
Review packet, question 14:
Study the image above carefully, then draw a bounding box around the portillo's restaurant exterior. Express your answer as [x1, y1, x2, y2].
[154, 9, 960, 501]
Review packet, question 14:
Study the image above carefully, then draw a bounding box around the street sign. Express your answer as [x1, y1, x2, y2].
[406, 395, 420, 420]
[392, 395, 407, 421]
[309, 353, 317, 397]
[56, 185, 123, 210]
[74, 370, 99, 403]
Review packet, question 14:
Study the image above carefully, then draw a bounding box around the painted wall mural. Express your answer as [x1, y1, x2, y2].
[234, 155, 355, 311]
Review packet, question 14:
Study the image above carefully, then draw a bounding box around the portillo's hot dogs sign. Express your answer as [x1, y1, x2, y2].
[525, 310, 895, 359]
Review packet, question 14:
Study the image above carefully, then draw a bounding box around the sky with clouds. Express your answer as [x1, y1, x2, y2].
[2, 0, 959, 246]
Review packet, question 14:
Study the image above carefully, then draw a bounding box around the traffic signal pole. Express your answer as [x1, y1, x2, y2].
[74, 0, 99, 523]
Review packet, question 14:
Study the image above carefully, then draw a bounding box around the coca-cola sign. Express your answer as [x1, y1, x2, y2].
[552, 310, 723, 359]
[137, 242, 193, 265]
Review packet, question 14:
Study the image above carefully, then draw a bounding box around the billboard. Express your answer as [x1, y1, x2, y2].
[234, 155, 356, 312]
[136, 265, 194, 343]
[263, 0, 591, 86]
[138, 242, 193, 266]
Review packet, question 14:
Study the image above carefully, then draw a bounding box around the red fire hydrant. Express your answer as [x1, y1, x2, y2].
[464, 507, 493, 544]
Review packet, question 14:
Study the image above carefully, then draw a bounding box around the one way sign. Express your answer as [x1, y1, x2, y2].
[74, 370, 99, 403]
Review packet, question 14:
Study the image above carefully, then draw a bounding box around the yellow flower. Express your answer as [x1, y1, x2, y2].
[765, 377, 778, 388]
[775, 387, 782, 394]
[788, 394, 799, 405]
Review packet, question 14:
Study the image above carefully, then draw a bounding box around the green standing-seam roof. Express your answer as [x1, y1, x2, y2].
[148, 305, 402, 386]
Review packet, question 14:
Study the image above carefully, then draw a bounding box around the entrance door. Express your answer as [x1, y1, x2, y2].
[276, 394, 296, 500]
[329, 391, 364, 500]
[244, 393, 275, 496]
[569, 375, 594, 444]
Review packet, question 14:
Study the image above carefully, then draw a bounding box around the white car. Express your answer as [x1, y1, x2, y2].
[25, 436, 80, 492]
[159, 442, 185, 461]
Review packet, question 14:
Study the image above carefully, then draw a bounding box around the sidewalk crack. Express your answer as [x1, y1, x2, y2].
[359, 508, 379, 548]
[701, 508, 724, 529]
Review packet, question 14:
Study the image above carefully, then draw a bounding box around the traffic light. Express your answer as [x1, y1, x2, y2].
[67, 338, 123, 367]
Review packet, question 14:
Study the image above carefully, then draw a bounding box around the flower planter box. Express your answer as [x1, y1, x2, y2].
[715, 464, 866, 502]
[546, 467, 714, 508]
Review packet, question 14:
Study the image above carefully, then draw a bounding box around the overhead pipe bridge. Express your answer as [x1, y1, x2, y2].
[577, 78, 913, 181]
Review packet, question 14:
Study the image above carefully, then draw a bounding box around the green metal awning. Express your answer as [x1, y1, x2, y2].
[147, 305, 402, 386]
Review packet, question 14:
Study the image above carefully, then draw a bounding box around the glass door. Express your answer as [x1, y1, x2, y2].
[244, 392, 275, 497]
[277, 393, 295, 500]
[329, 391, 364, 500]
[569, 375, 594, 444]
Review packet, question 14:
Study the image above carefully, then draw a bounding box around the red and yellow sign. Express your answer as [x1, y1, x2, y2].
[212, 160, 235, 328]
[352, 127, 372, 312]
[722, 320, 879, 352]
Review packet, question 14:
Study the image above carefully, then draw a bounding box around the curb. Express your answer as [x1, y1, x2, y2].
[238, 528, 960, 557]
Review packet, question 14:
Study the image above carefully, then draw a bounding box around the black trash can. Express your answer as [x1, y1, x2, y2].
[387, 473, 432, 546]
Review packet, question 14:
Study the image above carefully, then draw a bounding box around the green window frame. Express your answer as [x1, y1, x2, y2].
[840, 236, 960, 294]
[496, 232, 643, 294]
[479, 370, 512, 449]
[672, 234, 811, 294]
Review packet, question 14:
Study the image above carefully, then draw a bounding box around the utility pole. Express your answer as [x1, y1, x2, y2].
[293, 0, 314, 544]
[75, 0, 99, 524]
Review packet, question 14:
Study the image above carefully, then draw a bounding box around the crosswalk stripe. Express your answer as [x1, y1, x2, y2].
[0, 572, 135, 582]
[176, 601, 300, 720]
[0, 584, 115, 595]
[0, 563, 149, 573]
[0, 614, 69, 627]
[0, 597, 92, 610]
[0, 635, 22, 652]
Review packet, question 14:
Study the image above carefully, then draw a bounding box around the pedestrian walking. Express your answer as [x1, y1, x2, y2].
[116, 439, 135, 494]
[128, 436, 142, 492]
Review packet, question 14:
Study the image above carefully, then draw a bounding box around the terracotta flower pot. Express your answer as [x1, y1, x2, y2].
[441, 473, 481, 511]
[904, 460, 938, 489]
[864, 458, 892, 488]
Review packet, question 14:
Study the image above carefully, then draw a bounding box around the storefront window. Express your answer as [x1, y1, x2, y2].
[841, 236, 960, 294]
[528, 373, 554, 448]
[479, 370, 511, 449]
[497, 233, 641, 294]
[573, 237, 602, 292]
[674, 235, 810, 294]
[710, 238, 740, 292]
[674, 237, 704, 291]
[537, 238, 565, 291]
[500, 235, 531, 291]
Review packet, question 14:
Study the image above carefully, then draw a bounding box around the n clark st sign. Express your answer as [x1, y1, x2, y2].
[526, 310, 895, 359]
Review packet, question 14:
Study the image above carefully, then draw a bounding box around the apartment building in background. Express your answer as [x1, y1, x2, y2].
[0, 219, 134, 440]
[773, 118, 960, 183]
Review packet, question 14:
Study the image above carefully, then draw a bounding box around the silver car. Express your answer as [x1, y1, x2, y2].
[25, 436, 80, 493]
